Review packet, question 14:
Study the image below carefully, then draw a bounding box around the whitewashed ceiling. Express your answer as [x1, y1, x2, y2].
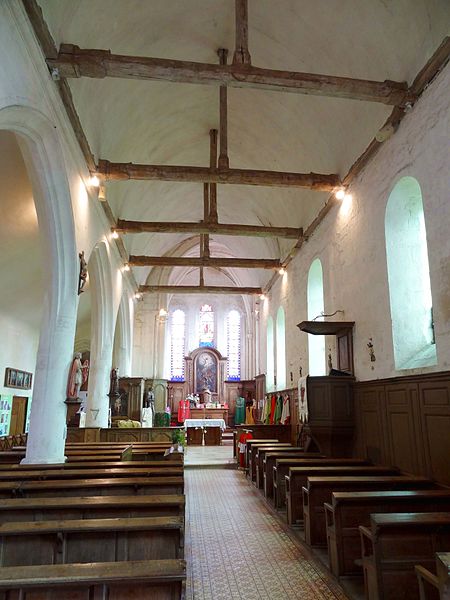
[39, 0, 450, 289]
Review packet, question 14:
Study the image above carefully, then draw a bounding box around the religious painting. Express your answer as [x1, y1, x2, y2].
[4, 368, 32, 390]
[195, 351, 218, 394]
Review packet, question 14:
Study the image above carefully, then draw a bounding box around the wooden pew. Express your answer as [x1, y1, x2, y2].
[248, 443, 291, 482]
[245, 440, 282, 477]
[0, 466, 183, 481]
[325, 489, 450, 577]
[0, 459, 183, 470]
[257, 449, 323, 491]
[244, 439, 280, 468]
[360, 513, 450, 600]
[0, 516, 184, 566]
[0, 558, 186, 599]
[415, 552, 450, 600]
[0, 476, 184, 498]
[263, 452, 327, 500]
[303, 475, 435, 547]
[273, 458, 369, 510]
[65, 446, 132, 460]
[0, 495, 186, 522]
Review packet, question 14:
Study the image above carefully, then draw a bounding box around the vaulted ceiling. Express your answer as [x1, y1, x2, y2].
[37, 0, 450, 293]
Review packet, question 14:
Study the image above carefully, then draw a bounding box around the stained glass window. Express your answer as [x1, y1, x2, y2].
[199, 304, 214, 347]
[226, 310, 241, 380]
[170, 309, 186, 380]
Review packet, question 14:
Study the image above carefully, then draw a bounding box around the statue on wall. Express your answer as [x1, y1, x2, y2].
[66, 352, 89, 400]
[78, 251, 88, 295]
[142, 388, 155, 428]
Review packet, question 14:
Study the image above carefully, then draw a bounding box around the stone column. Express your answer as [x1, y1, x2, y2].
[85, 243, 115, 428]
[22, 299, 77, 464]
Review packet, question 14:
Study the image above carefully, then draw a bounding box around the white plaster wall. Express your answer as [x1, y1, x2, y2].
[262, 63, 450, 382]
[0, 3, 136, 435]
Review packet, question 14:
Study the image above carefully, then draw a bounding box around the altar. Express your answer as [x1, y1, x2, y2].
[184, 418, 226, 446]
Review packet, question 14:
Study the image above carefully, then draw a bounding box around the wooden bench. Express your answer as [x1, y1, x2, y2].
[245, 442, 291, 481]
[256, 448, 322, 491]
[244, 439, 279, 468]
[262, 452, 326, 500]
[360, 513, 450, 600]
[0, 495, 186, 522]
[274, 458, 369, 510]
[248, 444, 292, 483]
[303, 475, 435, 547]
[0, 558, 186, 599]
[415, 552, 450, 600]
[130, 448, 183, 461]
[0, 466, 183, 481]
[0, 516, 184, 566]
[325, 489, 450, 577]
[0, 459, 183, 470]
[286, 465, 396, 526]
[0, 476, 184, 499]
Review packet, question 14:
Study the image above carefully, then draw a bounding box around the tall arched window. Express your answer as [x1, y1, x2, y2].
[199, 304, 214, 347]
[170, 309, 186, 380]
[276, 306, 286, 390]
[385, 176, 436, 369]
[266, 316, 275, 391]
[226, 310, 241, 380]
[307, 258, 326, 375]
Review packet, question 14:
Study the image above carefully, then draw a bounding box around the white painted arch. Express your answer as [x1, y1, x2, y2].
[0, 104, 78, 464]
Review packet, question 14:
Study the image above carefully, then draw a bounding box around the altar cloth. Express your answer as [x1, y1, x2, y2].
[184, 418, 226, 431]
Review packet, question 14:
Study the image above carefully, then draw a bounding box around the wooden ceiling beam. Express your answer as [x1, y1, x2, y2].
[129, 255, 281, 269]
[47, 44, 409, 105]
[96, 159, 339, 191]
[139, 285, 262, 295]
[115, 219, 302, 239]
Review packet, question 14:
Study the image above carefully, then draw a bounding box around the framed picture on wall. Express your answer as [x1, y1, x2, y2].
[4, 368, 32, 390]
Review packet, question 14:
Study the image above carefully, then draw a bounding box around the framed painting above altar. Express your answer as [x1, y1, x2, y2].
[195, 351, 218, 393]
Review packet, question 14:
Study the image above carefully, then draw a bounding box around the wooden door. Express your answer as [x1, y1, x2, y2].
[10, 397, 28, 435]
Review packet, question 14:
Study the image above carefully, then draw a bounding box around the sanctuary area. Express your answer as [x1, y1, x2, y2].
[0, 1, 450, 599]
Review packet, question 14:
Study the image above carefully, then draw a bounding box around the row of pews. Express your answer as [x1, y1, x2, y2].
[243, 438, 450, 600]
[0, 440, 186, 599]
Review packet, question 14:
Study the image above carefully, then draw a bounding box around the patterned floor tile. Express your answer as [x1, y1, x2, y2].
[185, 467, 349, 600]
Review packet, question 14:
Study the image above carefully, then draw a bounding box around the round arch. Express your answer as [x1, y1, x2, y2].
[0, 105, 78, 463]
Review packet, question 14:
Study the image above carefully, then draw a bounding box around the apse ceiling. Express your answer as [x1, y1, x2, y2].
[35, 0, 450, 294]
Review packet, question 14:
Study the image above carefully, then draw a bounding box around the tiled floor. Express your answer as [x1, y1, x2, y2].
[185, 467, 350, 600]
[185, 445, 235, 467]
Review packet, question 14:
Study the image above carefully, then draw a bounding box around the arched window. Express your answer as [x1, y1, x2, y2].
[307, 258, 326, 375]
[226, 310, 241, 380]
[170, 309, 186, 380]
[276, 306, 286, 390]
[385, 176, 436, 369]
[199, 304, 214, 347]
[266, 316, 275, 391]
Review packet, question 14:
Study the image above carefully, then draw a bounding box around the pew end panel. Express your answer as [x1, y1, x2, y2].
[0, 558, 186, 600]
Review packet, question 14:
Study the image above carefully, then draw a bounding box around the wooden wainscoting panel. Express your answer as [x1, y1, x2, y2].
[358, 386, 387, 464]
[418, 380, 450, 484]
[385, 384, 421, 474]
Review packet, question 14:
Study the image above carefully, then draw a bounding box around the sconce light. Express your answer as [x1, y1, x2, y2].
[123, 264, 130, 272]
[111, 230, 119, 239]
[134, 292, 142, 301]
[279, 267, 286, 275]
[89, 175, 100, 188]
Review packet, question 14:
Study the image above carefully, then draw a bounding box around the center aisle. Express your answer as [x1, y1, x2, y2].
[184, 467, 349, 600]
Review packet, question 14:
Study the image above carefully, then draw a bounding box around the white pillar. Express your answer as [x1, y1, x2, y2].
[85, 243, 115, 428]
[23, 298, 77, 464]
[85, 346, 113, 427]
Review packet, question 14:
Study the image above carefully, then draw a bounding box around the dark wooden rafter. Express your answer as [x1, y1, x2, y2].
[263, 36, 450, 294]
[233, 0, 251, 65]
[217, 49, 230, 170]
[129, 256, 282, 269]
[139, 285, 262, 295]
[47, 44, 409, 106]
[114, 220, 303, 239]
[96, 160, 340, 191]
